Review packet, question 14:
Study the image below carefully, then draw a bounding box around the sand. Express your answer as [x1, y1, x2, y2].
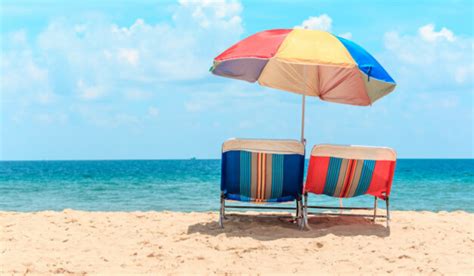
[1, 210, 473, 275]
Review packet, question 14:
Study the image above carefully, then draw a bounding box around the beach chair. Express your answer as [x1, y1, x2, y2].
[303, 144, 396, 228]
[220, 138, 305, 229]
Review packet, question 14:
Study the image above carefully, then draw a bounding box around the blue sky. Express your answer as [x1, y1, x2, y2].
[1, 0, 472, 160]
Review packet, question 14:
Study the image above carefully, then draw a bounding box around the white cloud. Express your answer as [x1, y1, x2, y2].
[0, 31, 56, 105]
[295, 14, 352, 39]
[117, 48, 140, 66]
[338, 32, 353, 39]
[295, 14, 332, 31]
[148, 106, 159, 117]
[383, 24, 473, 88]
[10, 29, 27, 44]
[418, 24, 455, 42]
[76, 80, 106, 100]
[177, 0, 242, 29]
[2, 0, 244, 106]
[454, 65, 472, 84]
[1, 0, 245, 129]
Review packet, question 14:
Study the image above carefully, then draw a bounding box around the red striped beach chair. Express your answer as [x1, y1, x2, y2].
[220, 139, 305, 228]
[303, 144, 396, 228]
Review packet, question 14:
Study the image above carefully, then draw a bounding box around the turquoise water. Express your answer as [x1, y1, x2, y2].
[0, 159, 473, 212]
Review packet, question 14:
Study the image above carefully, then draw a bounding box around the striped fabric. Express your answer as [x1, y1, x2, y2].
[305, 156, 396, 199]
[221, 150, 304, 203]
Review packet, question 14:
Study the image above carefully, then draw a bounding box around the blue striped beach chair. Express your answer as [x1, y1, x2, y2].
[220, 138, 305, 228]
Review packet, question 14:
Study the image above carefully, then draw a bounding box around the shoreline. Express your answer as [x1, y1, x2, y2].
[1, 210, 473, 274]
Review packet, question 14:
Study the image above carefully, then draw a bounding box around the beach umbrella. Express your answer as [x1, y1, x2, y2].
[210, 29, 396, 142]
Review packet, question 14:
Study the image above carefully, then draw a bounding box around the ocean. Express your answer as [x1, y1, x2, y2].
[0, 159, 473, 212]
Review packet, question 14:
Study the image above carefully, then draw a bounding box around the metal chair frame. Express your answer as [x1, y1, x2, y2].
[302, 192, 391, 229]
[219, 192, 304, 229]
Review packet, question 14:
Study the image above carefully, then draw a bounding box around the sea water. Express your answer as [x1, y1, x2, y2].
[0, 159, 473, 212]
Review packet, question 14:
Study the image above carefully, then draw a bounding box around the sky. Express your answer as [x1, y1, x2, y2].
[0, 0, 473, 160]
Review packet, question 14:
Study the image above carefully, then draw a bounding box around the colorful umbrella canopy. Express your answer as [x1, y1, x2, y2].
[210, 29, 396, 140]
[211, 29, 396, 105]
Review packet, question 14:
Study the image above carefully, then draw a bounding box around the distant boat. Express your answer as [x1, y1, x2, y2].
[190, 157, 197, 160]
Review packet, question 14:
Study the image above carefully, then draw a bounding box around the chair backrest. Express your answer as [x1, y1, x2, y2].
[305, 144, 396, 199]
[221, 139, 305, 203]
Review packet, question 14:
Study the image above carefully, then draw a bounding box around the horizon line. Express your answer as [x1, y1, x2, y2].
[1, 157, 473, 162]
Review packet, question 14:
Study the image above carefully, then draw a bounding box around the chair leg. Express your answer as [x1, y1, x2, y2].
[301, 200, 305, 230]
[295, 200, 300, 219]
[297, 200, 305, 230]
[295, 201, 299, 227]
[219, 194, 225, 228]
[386, 196, 390, 228]
[303, 193, 311, 230]
[223, 202, 227, 219]
[373, 196, 378, 222]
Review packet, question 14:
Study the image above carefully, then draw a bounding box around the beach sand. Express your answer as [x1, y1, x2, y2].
[1, 210, 473, 275]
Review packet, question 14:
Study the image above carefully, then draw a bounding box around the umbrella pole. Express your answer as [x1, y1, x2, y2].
[301, 60, 307, 144]
[301, 26, 308, 145]
[300, 94, 306, 144]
